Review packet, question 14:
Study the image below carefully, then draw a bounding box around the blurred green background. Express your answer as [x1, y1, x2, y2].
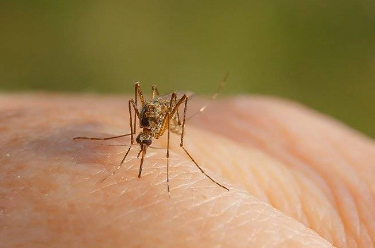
[1, 1, 374, 137]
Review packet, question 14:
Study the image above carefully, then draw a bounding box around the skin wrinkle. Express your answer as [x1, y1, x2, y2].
[210, 198, 243, 228]
[108, 199, 162, 226]
[66, 170, 142, 215]
[295, 175, 346, 247]
[15, 175, 62, 208]
[71, 169, 106, 187]
[332, 179, 364, 246]
[233, 154, 271, 204]
[212, 199, 249, 242]
[330, 140, 375, 241]
[198, 134, 271, 203]
[272, 145, 337, 209]
[192, 198, 223, 233]
[336, 141, 375, 197]
[197, 199, 268, 246]
[263, 160, 305, 223]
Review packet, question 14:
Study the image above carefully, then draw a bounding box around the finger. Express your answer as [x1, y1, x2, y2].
[0, 94, 333, 248]
[189, 96, 375, 248]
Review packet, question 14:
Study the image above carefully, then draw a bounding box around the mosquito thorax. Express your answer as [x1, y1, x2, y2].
[139, 100, 170, 138]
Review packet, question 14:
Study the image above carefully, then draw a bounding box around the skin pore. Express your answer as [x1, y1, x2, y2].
[0, 93, 374, 248]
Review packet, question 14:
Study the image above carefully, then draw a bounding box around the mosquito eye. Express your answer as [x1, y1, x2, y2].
[144, 139, 152, 146]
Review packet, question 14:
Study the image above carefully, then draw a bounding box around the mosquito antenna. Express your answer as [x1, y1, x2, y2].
[187, 73, 229, 120]
[100, 145, 133, 183]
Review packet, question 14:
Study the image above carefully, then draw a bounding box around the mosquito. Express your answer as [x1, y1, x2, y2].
[74, 74, 230, 196]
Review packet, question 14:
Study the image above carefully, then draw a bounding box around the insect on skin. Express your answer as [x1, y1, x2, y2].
[74, 74, 230, 197]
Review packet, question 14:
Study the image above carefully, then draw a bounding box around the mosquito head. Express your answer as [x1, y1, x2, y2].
[136, 132, 152, 147]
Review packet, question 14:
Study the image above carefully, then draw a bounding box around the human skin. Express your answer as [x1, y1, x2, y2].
[0, 93, 374, 248]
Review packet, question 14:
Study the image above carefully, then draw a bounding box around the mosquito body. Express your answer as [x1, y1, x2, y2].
[137, 94, 181, 144]
[74, 76, 229, 197]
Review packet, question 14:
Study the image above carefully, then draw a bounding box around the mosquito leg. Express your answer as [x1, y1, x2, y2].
[180, 96, 188, 146]
[169, 92, 181, 124]
[168, 92, 177, 110]
[104, 144, 164, 150]
[155, 93, 187, 138]
[134, 83, 145, 135]
[105, 144, 129, 147]
[165, 94, 177, 197]
[154, 93, 177, 138]
[135, 82, 145, 106]
[170, 94, 187, 117]
[166, 112, 171, 198]
[73, 133, 131, 141]
[100, 145, 132, 182]
[187, 73, 229, 120]
[176, 94, 228, 190]
[171, 93, 181, 125]
[134, 83, 137, 135]
[128, 99, 141, 145]
[129, 99, 140, 118]
[180, 145, 229, 191]
[151, 85, 160, 99]
[74, 99, 139, 142]
[128, 99, 134, 144]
